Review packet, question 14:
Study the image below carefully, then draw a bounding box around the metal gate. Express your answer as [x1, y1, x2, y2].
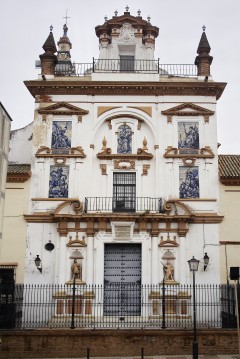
[0, 268, 16, 328]
[104, 243, 141, 316]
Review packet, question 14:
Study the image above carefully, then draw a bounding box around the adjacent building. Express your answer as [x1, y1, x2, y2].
[219, 155, 240, 283]
[0, 102, 12, 263]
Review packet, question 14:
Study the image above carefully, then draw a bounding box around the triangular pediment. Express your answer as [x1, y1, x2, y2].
[107, 15, 148, 26]
[37, 102, 89, 116]
[161, 103, 214, 117]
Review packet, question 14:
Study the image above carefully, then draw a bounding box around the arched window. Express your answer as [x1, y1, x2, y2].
[117, 124, 132, 154]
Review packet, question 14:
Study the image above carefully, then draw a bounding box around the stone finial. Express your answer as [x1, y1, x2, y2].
[102, 136, 107, 150]
[104, 15, 108, 22]
[137, 9, 141, 16]
[39, 27, 58, 75]
[125, 5, 129, 12]
[194, 28, 213, 77]
[142, 137, 148, 150]
[147, 16, 151, 23]
[114, 10, 118, 17]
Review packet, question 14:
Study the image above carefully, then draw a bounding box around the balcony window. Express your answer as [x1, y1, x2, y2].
[120, 55, 134, 72]
[113, 172, 136, 212]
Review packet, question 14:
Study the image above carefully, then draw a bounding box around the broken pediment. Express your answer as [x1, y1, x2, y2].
[164, 200, 193, 217]
[53, 200, 83, 216]
[161, 103, 214, 123]
[37, 102, 89, 122]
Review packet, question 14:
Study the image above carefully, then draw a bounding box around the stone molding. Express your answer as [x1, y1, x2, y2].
[97, 148, 153, 160]
[163, 146, 214, 159]
[161, 102, 215, 123]
[35, 146, 86, 158]
[24, 81, 227, 100]
[37, 101, 89, 122]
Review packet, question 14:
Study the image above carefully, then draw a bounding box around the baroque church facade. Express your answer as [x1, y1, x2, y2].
[23, 8, 226, 297]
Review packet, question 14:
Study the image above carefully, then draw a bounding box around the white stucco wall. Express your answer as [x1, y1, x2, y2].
[8, 122, 33, 164]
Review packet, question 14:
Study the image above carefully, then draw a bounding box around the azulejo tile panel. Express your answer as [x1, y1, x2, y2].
[179, 166, 199, 198]
[117, 124, 132, 154]
[49, 165, 69, 198]
[51, 121, 72, 153]
[178, 122, 199, 151]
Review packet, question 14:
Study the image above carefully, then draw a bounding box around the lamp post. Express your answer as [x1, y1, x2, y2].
[188, 256, 200, 359]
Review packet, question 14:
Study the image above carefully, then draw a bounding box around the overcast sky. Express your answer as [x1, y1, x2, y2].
[1, 0, 239, 154]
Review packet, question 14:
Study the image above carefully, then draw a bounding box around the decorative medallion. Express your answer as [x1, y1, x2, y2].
[119, 23, 135, 43]
[114, 160, 135, 170]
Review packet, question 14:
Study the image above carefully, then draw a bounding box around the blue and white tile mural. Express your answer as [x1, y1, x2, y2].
[117, 124, 132, 154]
[178, 122, 199, 150]
[179, 166, 199, 198]
[49, 166, 69, 198]
[51, 121, 72, 151]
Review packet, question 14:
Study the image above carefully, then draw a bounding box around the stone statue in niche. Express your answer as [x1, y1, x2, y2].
[71, 259, 82, 280]
[164, 260, 174, 281]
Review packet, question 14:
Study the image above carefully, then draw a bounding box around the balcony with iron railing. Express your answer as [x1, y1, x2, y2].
[55, 58, 198, 78]
[84, 197, 164, 213]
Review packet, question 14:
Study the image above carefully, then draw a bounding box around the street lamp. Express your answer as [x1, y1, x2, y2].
[203, 253, 209, 271]
[188, 256, 200, 359]
[34, 255, 42, 273]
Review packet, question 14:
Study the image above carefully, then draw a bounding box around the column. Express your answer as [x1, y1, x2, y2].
[151, 236, 159, 285]
[179, 235, 187, 284]
[58, 235, 67, 284]
[86, 236, 94, 285]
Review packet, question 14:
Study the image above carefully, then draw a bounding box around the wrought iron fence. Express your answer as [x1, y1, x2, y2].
[0, 283, 239, 330]
[84, 197, 164, 213]
[54, 59, 198, 77]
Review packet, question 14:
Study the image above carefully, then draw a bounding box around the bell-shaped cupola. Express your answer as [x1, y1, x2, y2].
[95, 7, 159, 63]
[55, 24, 73, 75]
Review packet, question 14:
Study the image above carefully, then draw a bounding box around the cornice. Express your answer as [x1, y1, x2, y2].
[24, 80, 227, 100]
[24, 211, 223, 224]
[97, 148, 153, 160]
[7, 173, 31, 183]
[220, 178, 240, 186]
